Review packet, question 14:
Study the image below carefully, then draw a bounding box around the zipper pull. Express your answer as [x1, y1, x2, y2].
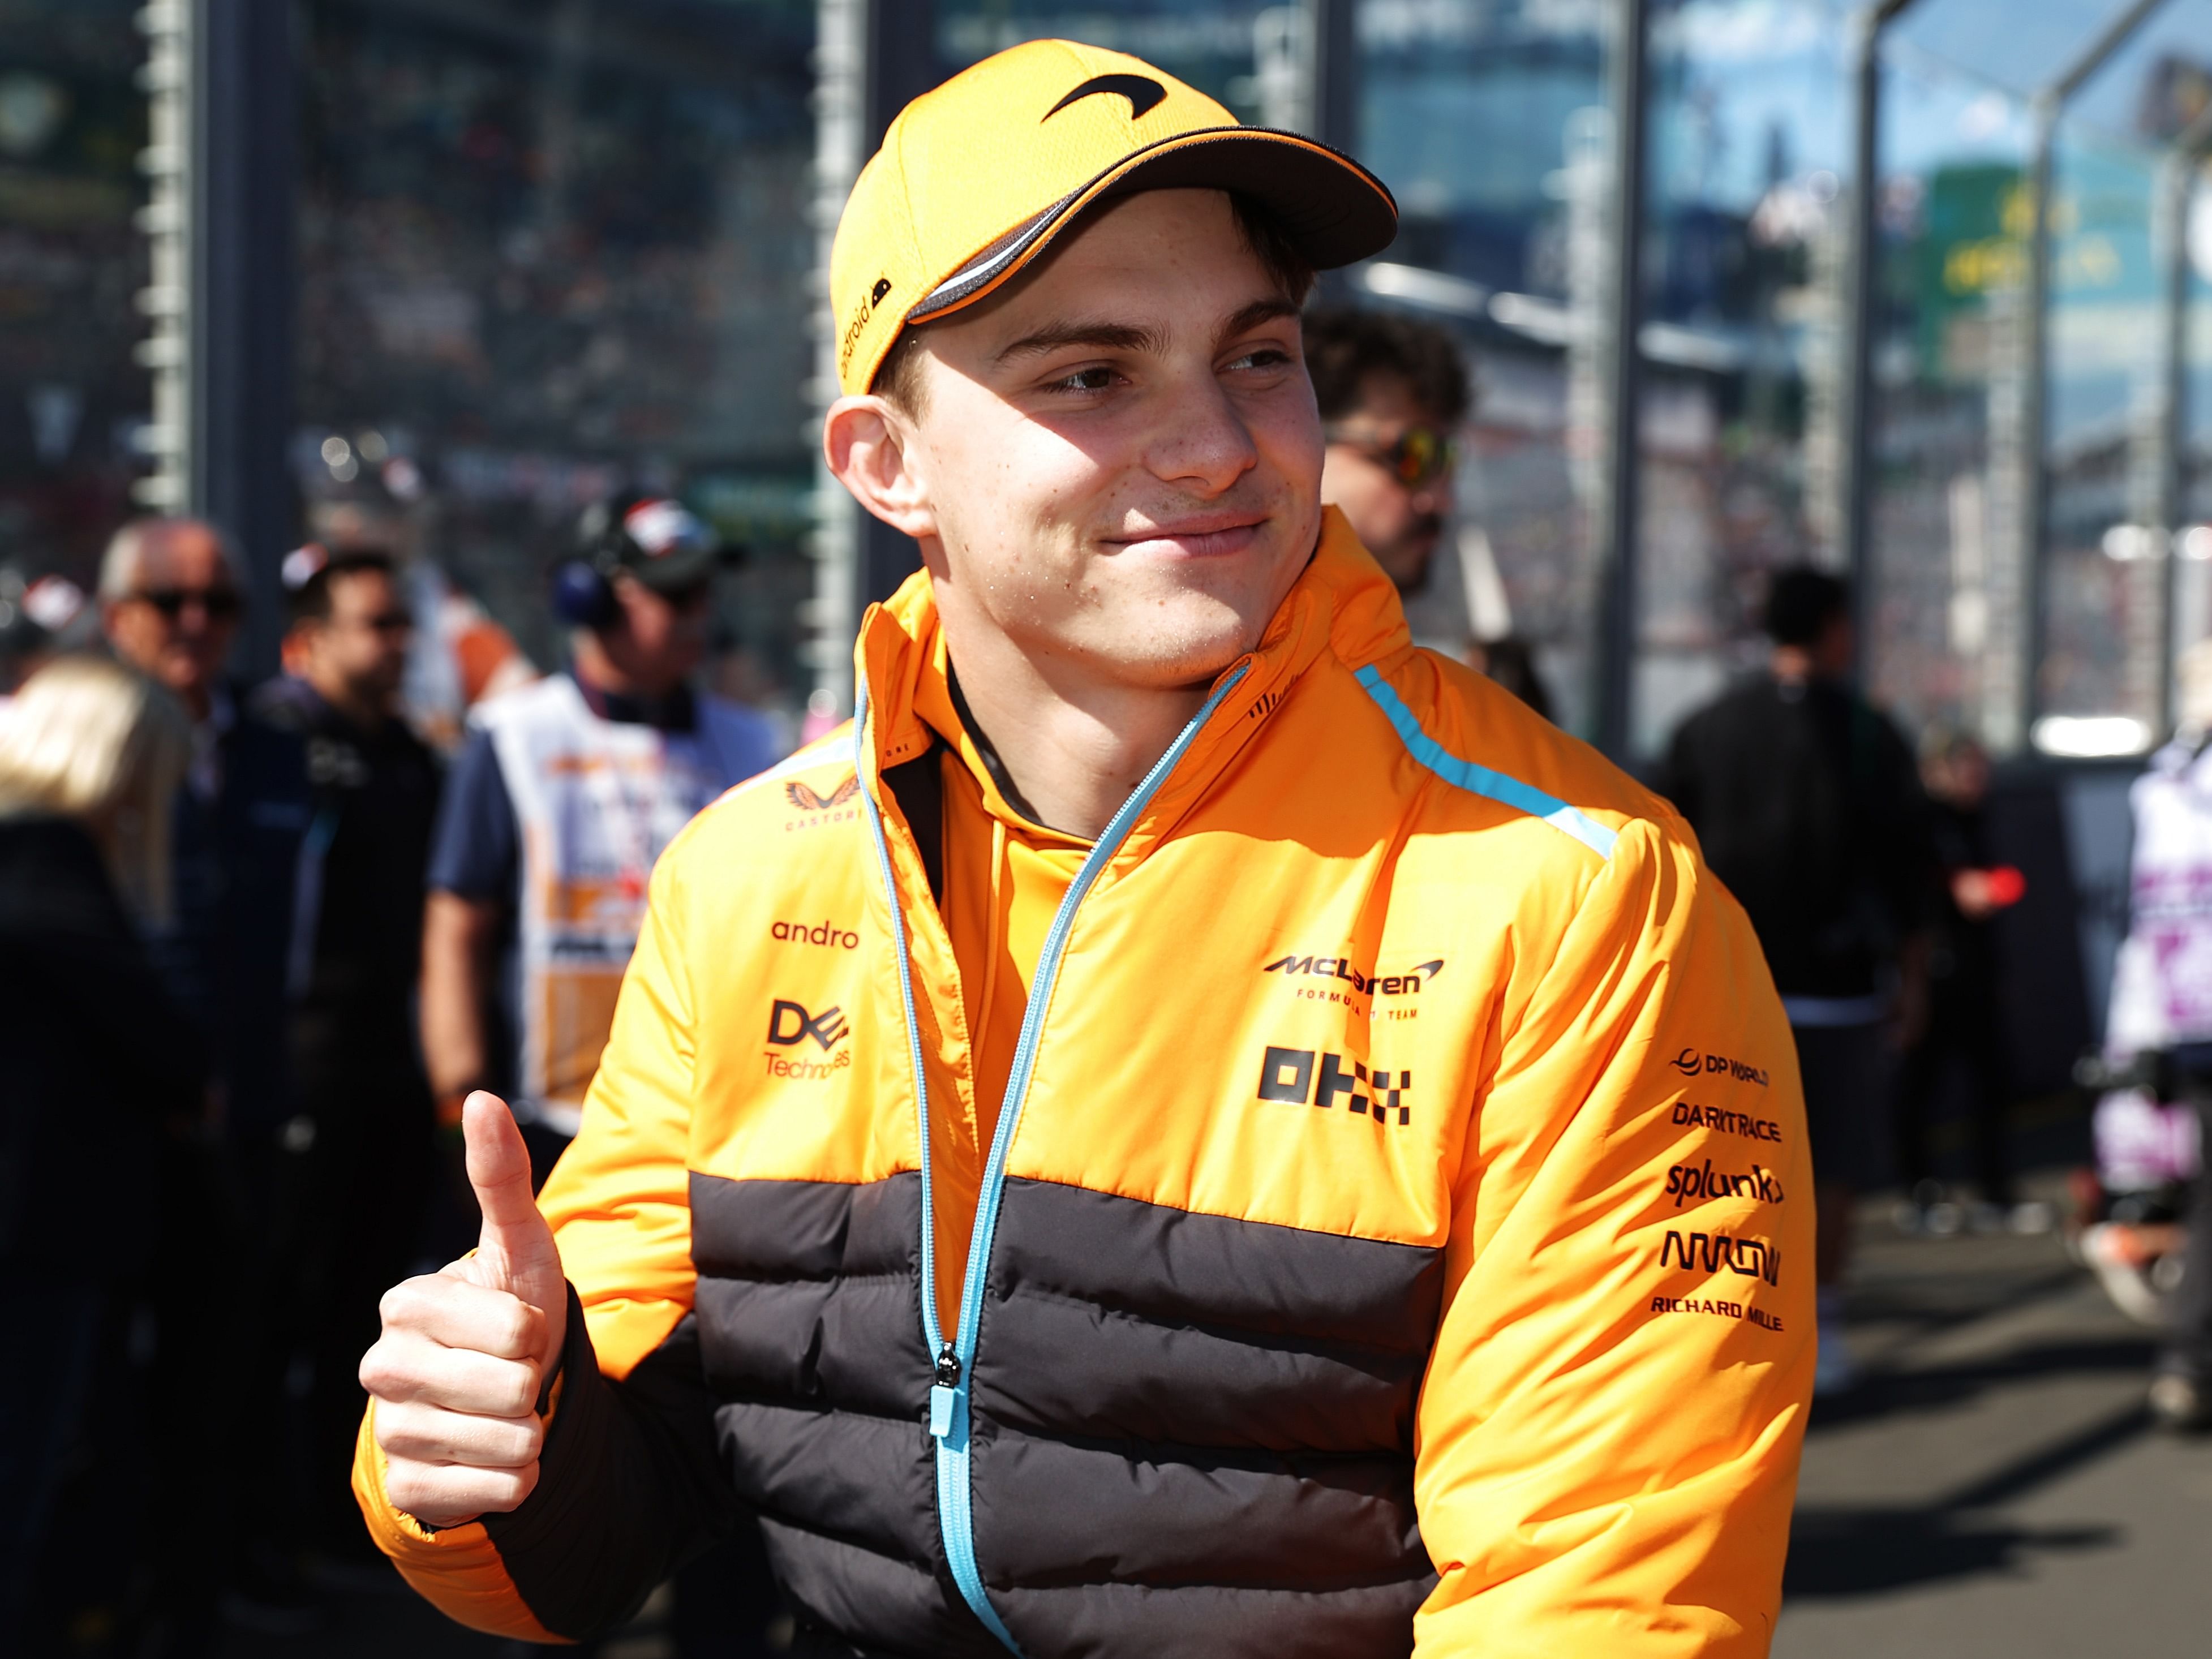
[929, 1343, 961, 1439]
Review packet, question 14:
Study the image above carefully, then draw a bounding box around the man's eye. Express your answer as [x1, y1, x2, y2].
[1228, 347, 1291, 372]
[1050, 366, 1116, 393]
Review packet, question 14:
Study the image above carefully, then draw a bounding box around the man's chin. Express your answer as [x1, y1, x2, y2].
[1067, 593, 1274, 691]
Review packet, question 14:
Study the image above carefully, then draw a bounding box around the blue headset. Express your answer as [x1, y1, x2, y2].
[550, 493, 641, 630]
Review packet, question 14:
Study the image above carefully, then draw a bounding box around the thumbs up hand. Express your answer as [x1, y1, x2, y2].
[361, 1093, 569, 1527]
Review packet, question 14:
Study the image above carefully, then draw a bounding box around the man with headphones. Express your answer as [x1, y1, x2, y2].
[420, 494, 781, 1179]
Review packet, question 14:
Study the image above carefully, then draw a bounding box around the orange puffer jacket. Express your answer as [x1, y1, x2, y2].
[357, 509, 1812, 1657]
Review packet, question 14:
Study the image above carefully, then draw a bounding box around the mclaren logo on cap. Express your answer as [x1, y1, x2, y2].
[1045, 73, 1166, 122]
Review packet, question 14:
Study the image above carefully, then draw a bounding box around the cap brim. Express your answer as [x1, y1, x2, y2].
[909, 127, 1397, 324]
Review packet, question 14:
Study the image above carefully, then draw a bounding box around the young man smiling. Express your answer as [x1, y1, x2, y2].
[355, 41, 1812, 1657]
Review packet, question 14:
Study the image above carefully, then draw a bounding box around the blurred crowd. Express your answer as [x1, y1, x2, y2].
[0, 302, 2205, 1655]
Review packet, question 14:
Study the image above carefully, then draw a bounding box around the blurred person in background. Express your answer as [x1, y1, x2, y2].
[98, 517, 313, 1128]
[1892, 728, 2041, 1236]
[2095, 642, 2212, 1431]
[98, 515, 315, 1634]
[1655, 568, 1935, 1397]
[1464, 634, 1554, 722]
[307, 467, 534, 753]
[1305, 306, 1468, 595]
[247, 544, 442, 1579]
[0, 657, 199, 1651]
[421, 493, 779, 1183]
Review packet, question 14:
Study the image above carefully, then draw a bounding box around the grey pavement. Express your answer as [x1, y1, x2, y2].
[1779, 1191, 2212, 1657]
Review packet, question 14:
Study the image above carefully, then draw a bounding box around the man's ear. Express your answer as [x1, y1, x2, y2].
[824, 396, 935, 541]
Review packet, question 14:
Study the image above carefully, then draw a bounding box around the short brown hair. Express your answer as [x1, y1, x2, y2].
[1302, 308, 1471, 426]
[287, 549, 397, 627]
[872, 191, 1317, 417]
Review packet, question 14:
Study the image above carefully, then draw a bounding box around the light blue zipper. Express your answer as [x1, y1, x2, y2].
[854, 663, 1251, 1654]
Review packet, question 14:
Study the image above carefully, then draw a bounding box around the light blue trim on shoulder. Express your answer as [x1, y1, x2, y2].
[1354, 663, 1619, 859]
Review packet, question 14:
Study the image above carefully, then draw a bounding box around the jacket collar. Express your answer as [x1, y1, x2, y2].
[852, 506, 1410, 859]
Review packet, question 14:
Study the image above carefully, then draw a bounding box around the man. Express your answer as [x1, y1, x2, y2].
[1307, 306, 1469, 594]
[249, 545, 443, 1568]
[1655, 568, 1932, 1399]
[420, 492, 779, 1177]
[1894, 729, 2034, 1234]
[308, 470, 535, 751]
[358, 43, 1811, 1655]
[101, 516, 314, 1632]
[2099, 642, 2212, 1430]
[101, 518, 313, 1118]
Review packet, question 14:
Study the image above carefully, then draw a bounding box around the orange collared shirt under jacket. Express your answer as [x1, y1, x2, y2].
[357, 509, 1815, 1657]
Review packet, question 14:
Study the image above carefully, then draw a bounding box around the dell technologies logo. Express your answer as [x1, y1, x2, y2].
[764, 998, 851, 1081]
[768, 999, 848, 1050]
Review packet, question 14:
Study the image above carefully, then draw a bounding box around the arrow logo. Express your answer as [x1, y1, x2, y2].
[1044, 74, 1167, 123]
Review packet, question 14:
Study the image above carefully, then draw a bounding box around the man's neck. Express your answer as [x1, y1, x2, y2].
[311, 675, 386, 733]
[572, 631, 672, 702]
[938, 618, 1209, 841]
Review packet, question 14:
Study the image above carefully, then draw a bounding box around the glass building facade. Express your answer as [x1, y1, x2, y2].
[1, 0, 2209, 762]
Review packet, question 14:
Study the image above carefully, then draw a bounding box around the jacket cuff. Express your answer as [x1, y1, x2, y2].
[477, 1283, 654, 1638]
[351, 1382, 569, 1643]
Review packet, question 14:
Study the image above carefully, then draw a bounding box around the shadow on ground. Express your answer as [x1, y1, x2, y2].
[1783, 1507, 2119, 1597]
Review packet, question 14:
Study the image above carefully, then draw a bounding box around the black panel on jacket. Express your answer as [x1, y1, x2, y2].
[690, 1171, 995, 1656]
[683, 1170, 1441, 1658]
[482, 1290, 738, 1640]
[974, 1176, 1440, 1653]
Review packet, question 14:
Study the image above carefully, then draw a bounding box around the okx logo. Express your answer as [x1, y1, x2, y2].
[768, 999, 848, 1050]
[1257, 1046, 1411, 1125]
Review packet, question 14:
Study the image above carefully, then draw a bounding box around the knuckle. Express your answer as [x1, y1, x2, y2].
[380, 1274, 440, 1329]
[384, 1462, 431, 1513]
[493, 1363, 539, 1419]
[358, 1342, 401, 1396]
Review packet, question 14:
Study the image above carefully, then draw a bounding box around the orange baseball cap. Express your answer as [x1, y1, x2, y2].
[830, 38, 1398, 396]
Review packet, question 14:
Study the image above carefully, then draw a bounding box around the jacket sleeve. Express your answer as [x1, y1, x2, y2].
[354, 843, 735, 1642]
[1412, 814, 1814, 1657]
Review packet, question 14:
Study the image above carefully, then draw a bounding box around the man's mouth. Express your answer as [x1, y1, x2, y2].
[1104, 513, 1268, 558]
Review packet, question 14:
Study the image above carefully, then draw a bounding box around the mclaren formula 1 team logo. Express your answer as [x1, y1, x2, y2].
[1262, 953, 1443, 996]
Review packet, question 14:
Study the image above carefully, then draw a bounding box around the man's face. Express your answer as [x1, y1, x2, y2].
[882, 188, 1322, 692]
[102, 522, 242, 707]
[603, 573, 708, 694]
[299, 567, 412, 715]
[1319, 371, 1455, 591]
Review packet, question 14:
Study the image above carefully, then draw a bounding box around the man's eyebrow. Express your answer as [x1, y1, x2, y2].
[1217, 296, 1302, 344]
[994, 320, 1164, 363]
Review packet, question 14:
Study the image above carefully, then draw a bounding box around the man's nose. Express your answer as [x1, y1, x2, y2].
[1147, 376, 1259, 493]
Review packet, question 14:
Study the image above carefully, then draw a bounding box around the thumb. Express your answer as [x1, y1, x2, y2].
[462, 1091, 559, 1291]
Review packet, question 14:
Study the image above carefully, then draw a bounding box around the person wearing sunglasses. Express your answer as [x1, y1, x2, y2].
[96, 515, 317, 1631]
[1305, 306, 1469, 594]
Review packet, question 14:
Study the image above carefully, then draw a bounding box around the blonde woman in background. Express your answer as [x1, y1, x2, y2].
[0, 655, 207, 1651]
